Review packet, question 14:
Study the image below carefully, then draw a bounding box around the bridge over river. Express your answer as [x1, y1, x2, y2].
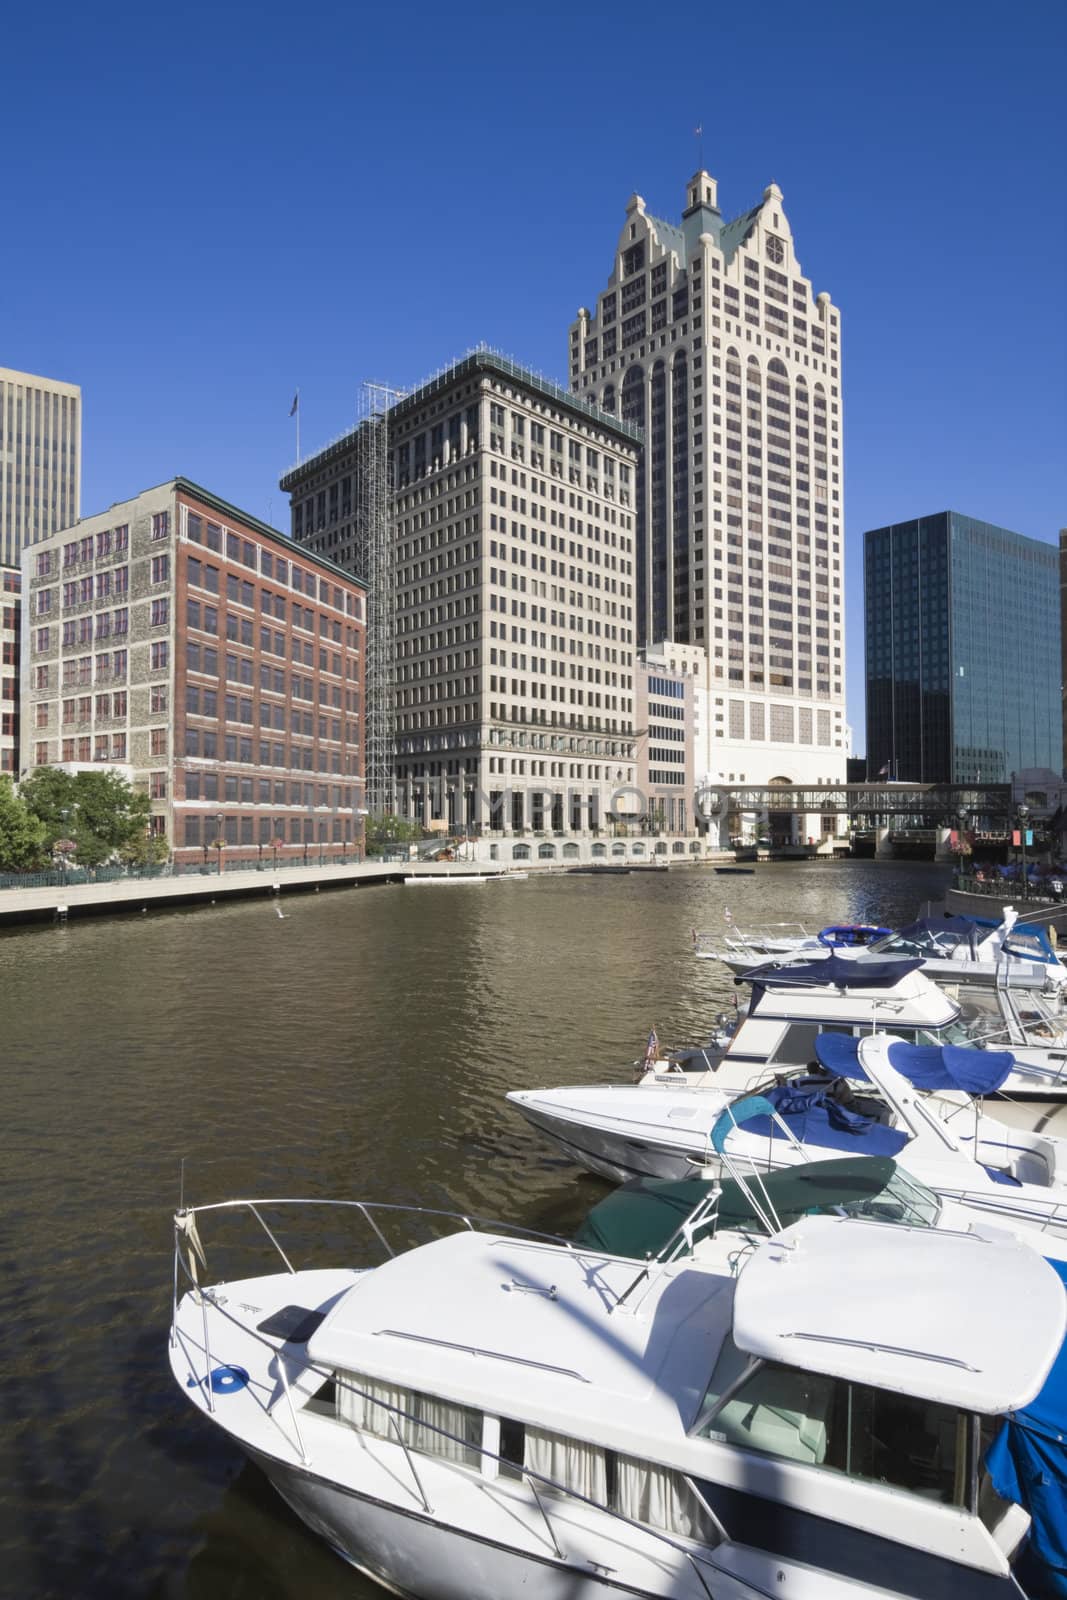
[696, 782, 1013, 823]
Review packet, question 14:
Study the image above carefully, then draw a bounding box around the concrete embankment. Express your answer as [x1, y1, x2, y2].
[0, 861, 507, 927]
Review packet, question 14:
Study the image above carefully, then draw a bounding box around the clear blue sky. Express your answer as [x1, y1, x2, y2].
[4, 0, 1064, 746]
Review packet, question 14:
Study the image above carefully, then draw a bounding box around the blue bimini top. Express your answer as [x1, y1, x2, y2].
[814, 1033, 1015, 1097]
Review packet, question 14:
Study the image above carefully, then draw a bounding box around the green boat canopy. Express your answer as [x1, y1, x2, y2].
[573, 1156, 927, 1260]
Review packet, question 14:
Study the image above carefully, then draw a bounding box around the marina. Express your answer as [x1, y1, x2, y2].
[1, 858, 963, 1599]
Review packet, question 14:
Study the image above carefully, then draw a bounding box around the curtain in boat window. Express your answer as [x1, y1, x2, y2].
[614, 1455, 717, 1542]
[525, 1425, 607, 1504]
[335, 1371, 481, 1467]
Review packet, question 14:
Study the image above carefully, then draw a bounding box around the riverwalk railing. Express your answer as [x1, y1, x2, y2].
[0, 857, 366, 892]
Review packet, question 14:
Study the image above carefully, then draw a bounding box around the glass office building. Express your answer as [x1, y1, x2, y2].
[865, 512, 1060, 783]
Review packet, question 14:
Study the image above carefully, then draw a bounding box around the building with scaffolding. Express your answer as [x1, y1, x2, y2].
[282, 350, 645, 851]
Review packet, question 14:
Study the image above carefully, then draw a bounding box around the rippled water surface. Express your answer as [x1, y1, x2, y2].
[0, 858, 949, 1599]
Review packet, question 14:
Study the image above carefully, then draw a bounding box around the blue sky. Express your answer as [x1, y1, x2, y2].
[4, 0, 1064, 745]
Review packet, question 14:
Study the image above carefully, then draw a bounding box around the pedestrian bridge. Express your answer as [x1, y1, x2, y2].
[695, 783, 1012, 822]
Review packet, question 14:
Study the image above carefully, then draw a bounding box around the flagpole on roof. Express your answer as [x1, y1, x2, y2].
[290, 389, 301, 463]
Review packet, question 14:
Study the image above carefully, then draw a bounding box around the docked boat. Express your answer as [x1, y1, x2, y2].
[169, 1194, 1065, 1598]
[573, 1149, 1067, 1266]
[696, 907, 1067, 991]
[510, 1029, 1067, 1243]
[646, 955, 1067, 1126]
[404, 874, 488, 885]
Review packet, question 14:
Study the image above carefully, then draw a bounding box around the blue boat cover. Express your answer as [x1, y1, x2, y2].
[986, 1256, 1067, 1598]
[813, 1033, 1016, 1096]
[894, 915, 998, 942]
[716, 1082, 910, 1158]
[743, 954, 924, 989]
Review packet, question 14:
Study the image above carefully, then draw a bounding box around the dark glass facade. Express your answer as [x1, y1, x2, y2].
[865, 512, 1060, 783]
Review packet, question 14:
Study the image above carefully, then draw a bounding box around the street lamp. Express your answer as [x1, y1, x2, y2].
[272, 835, 284, 871]
[1017, 804, 1031, 902]
[215, 813, 224, 876]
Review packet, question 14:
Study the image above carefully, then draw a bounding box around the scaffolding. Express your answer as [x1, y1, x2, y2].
[355, 381, 403, 817]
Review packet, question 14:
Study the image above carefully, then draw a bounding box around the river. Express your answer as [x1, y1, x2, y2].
[0, 858, 949, 1599]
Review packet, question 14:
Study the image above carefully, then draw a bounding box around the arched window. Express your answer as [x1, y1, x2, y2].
[621, 365, 645, 423]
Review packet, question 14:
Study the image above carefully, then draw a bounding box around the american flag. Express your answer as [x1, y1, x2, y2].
[289, 392, 299, 417]
[643, 1028, 660, 1066]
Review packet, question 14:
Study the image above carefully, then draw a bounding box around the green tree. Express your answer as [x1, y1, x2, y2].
[0, 777, 48, 871]
[364, 812, 423, 855]
[21, 768, 156, 867]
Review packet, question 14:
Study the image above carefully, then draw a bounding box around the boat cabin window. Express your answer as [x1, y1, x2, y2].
[695, 1339, 971, 1506]
[768, 1024, 822, 1065]
[519, 1423, 718, 1542]
[334, 1370, 482, 1468]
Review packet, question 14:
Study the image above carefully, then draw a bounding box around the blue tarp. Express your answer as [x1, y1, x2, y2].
[743, 954, 923, 990]
[813, 1033, 1016, 1096]
[986, 1256, 1067, 1598]
[723, 1082, 910, 1158]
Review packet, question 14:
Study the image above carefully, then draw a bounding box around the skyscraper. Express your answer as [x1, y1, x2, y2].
[570, 171, 848, 786]
[864, 512, 1060, 784]
[0, 366, 81, 566]
[282, 350, 640, 843]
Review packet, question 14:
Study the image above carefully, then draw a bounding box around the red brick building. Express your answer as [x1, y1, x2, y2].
[22, 479, 367, 866]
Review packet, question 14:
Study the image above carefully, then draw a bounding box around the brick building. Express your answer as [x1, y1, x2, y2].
[1, 565, 19, 775]
[21, 479, 366, 865]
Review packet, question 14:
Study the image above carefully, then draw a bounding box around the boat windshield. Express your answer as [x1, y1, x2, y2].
[694, 1337, 972, 1507]
[915, 1017, 988, 1047]
[840, 1164, 942, 1228]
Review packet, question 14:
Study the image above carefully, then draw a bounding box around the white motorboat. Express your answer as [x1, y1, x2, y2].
[510, 1033, 1067, 1244]
[640, 956, 1067, 1126]
[169, 1195, 1065, 1599]
[404, 874, 488, 885]
[697, 907, 1067, 992]
[573, 1148, 1067, 1267]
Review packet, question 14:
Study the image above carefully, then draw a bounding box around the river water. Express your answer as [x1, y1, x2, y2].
[0, 858, 948, 1599]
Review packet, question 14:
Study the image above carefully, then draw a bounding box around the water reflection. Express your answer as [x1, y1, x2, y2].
[0, 860, 948, 1597]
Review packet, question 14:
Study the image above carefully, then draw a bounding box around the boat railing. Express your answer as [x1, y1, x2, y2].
[173, 1196, 577, 1283]
[171, 1220, 730, 1599]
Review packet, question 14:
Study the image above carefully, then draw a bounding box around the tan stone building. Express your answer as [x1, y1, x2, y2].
[1, 366, 81, 567]
[570, 170, 848, 792]
[284, 351, 641, 851]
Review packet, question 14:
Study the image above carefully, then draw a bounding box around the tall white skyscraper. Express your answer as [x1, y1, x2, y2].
[570, 170, 847, 789]
[0, 366, 81, 568]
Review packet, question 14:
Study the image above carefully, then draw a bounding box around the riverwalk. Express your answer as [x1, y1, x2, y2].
[0, 859, 509, 926]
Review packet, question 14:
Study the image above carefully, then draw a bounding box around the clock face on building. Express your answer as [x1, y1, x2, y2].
[766, 235, 784, 264]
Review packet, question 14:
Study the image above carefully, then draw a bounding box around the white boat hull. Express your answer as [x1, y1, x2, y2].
[260, 1450, 749, 1600]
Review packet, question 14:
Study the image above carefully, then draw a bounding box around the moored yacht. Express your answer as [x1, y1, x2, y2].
[697, 907, 1067, 991]
[641, 956, 1067, 1128]
[169, 1195, 1065, 1599]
